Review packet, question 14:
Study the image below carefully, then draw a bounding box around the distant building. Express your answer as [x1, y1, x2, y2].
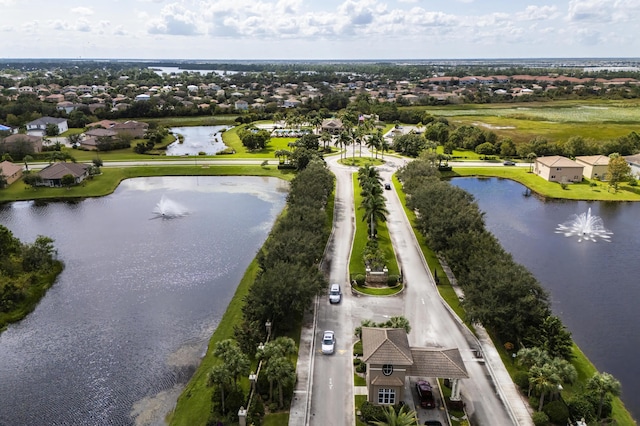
[26, 117, 68, 136]
[321, 119, 343, 135]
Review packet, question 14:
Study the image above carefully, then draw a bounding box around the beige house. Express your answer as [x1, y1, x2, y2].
[38, 162, 89, 187]
[575, 155, 609, 179]
[0, 160, 23, 187]
[624, 153, 640, 178]
[361, 327, 467, 406]
[534, 156, 584, 183]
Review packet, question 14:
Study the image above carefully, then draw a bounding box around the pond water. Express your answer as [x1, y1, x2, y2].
[451, 177, 640, 419]
[166, 126, 230, 156]
[0, 176, 288, 426]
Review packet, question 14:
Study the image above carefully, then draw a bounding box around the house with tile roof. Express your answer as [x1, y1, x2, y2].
[575, 155, 610, 180]
[38, 162, 89, 187]
[26, 117, 68, 136]
[0, 160, 23, 187]
[534, 155, 584, 183]
[361, 327, 467, 406]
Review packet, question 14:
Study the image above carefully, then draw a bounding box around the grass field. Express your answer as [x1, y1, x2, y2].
[417, 99, 640, 144]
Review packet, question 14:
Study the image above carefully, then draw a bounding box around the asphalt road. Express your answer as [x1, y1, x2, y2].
[301, 152, 524, 426]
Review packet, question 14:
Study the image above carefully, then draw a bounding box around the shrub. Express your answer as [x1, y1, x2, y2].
[532, 411, 549, 426]
[356, 362, 366, 374]
[353, 274, 365, 286]
[566, 394, 596, 422]
[359, 401, 385, 423]
[513, 371, 530, 391]
[543, 400, 569, 424]
[387, 274, 399, 286]
[560, 183, 568, 190]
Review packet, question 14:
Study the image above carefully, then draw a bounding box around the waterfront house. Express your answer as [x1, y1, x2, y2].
[575, 155, 610, 180]
[534, 156, 584, 183]
[0, 160, 23, 187]
[38, 162, 89, 187]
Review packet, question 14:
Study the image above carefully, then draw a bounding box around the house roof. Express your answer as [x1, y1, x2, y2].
[536, 155, 583, 168]
[85, 128, 117, 137]
[362, 327, 414, 366]
[27, 116, 67, 126]
[3, 134, 42, 144]
[575, 155, 609, 166]
[407, 348, 468, 379]
[322, 119, 343, 129]
[624, 153, 640, 165]
[0, 160, 22, 176]
[39, 162, 88, 179]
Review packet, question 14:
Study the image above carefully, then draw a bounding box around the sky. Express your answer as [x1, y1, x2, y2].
[1, 0, 640, 60]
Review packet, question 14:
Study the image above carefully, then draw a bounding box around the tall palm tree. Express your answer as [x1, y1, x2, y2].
[23, 154, 33, 171]
[361, 189, 388, 238]
[529, 363, 562, 411]
[320, 131, 332, 152]
[371, 405, 418, 426]
[264, 356, 296, 408]
[587, 372, 621, 419]
[338, 130, 352, 161]
[208, 364, 232, 414]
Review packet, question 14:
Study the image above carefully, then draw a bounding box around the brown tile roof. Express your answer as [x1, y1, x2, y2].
[371, 375, 405, 386]
[536, 155, 582, 168]
[407, 348, 468, 379]
[575, 155, 609, 166]
[362, 328, 413, 366]
[39, 162, 88, 179]
[0, 160, 22, 176]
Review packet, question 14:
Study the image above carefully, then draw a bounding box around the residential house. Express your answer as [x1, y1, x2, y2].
[361, 327, 467, 406]
[234, 100, 249, 111]
[112, 121, 149, 139]
[0, 124, 17, 134]
[134, 94, 151, 102]
[624, 153, 640, 178]
[1, 134, 43, 153]
[283, 98, 301, 108]
[0, 160, 23, 187]
[534, 156, 584, 183]
[80, 128, 118, 150]
[575, 155, 609, 180]
[38, 162, 89, 187]
[26, 117, 68, 136]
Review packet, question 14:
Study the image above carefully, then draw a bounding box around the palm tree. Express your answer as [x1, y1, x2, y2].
[527, 152, 537, 173]
[529, 363, 562, 411]
[23, 154, 33, 172]
[320, 131, 332, 152]
[383, 316, 411, 334]
[264, 356, 296, 408]
[361, 189, 388, 238]
[213, 339, 250, 391]
[587, 372, 621, 419]
[338, 130, 352, 161]
[367, 130, 383, 159]
[208, 364, 232, 414]
[371, 404, 418, 426]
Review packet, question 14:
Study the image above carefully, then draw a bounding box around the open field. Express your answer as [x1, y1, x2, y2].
[418, 99, 640, 144]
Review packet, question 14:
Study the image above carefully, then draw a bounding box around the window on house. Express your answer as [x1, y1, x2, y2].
[551, 175, 556, 179]
[382, 364, 394, 376]
[378, 388, 396, 404]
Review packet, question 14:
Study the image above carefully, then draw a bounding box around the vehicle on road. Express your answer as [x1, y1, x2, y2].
[329, 283, 342, 304]
[384, 182, 392, 190]
[424, 421, 443, 426]
[416, 380, 435, 408]
[321, 331, 335, 354]
[503, 160, 516, 166]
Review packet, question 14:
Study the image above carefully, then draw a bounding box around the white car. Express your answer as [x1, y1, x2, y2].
[321, 330, 335, 354]
[329, 283, 342, 304]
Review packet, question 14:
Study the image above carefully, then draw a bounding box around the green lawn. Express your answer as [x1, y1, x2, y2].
[444, 167, 640, 201]
[349, 172, 400, 278]
[417, 99, 640, 144]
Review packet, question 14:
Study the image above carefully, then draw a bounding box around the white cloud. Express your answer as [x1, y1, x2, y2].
[70, 7, 94, 16]
[147, 2, 205, 35]
[568, 0, 615, 22]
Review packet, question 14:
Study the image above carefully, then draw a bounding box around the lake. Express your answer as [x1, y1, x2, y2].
[0, 176, 288, 426]
[451, 177, 640, 419]
[166, 126, 230, 156]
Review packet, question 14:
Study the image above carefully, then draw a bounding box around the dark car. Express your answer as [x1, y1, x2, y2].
[384, 183, 392, 190]
[415, 380, 435, 408]
[424, 421, 443, 426]
[503, 160, 516, 166]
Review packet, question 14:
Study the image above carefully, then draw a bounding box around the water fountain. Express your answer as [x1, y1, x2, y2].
[152, 195, 188, 219]
[555, 207, 612, 242]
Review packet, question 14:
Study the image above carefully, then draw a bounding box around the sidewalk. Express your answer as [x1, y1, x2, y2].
[288, 300, 317, 425]
[440, 260, 534, 426]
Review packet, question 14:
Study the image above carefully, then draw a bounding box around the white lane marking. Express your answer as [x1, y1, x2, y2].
[421, 298, 425, 305]
[329, 378, 333, 390]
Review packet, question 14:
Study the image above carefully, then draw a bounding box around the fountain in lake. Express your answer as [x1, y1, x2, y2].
[152, 195, 188, 219]
[555, 208, 612, 242]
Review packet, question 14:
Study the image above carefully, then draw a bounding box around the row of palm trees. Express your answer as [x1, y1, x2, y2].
[358, 164, 388, 239]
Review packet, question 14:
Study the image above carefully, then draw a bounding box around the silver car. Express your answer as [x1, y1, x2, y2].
[321, 331, 335, 354]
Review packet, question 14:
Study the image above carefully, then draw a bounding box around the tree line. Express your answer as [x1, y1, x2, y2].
[0, 225, 63, 329]
[396, 156, 622, 424]
[204, 159, 334, 424]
